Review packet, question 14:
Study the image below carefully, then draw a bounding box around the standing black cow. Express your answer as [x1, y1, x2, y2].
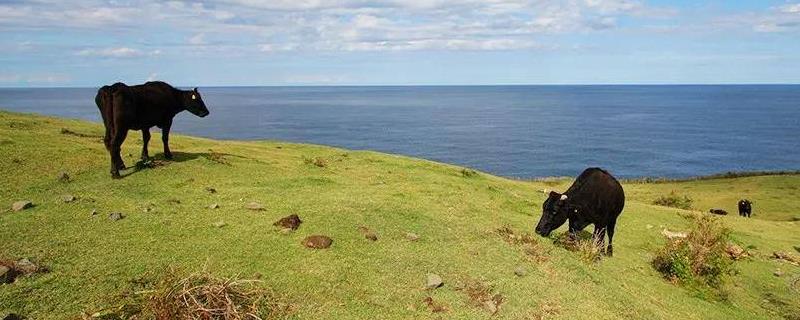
[535, 168, 625, 256]
[95, 81, 209, 178]
[738, 199, 752, 218]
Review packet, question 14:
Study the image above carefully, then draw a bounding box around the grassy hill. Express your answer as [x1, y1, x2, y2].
[1, 110, 798, 319]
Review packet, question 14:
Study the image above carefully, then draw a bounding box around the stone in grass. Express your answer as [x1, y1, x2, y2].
[61, 195, 76, 203]
[426, 273, 443, 289]
[205, 186, 217, 194]
[208, 203, 220, 209]
[514, 266, 527, 277]
[11, 201, 33, 212]
[358, 226, 378, 241]
[0, 265, 16, 284]
[245, 202, 265, 211]
[273, 214, 302, 230]
[302, 235, 333, 249]
[212, 221, 227, 228]
[774, 269, 784, 277]
[405, 232, 420, 242]
[57, 171, 70, 182]
[91, 209, 98, 216]
[108, 212, 124, 221]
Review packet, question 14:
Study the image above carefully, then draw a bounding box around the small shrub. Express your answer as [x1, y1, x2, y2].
[653, 191, 693, 210]
[303, 156, 327, 168]
[652, 215, 735, 298]
[460, 168, 478, 177]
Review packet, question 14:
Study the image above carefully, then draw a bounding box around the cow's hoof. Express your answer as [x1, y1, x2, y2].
[606, 246, 614, 257]
[164, 153, 173, 160]
[111, 173, 121, 179]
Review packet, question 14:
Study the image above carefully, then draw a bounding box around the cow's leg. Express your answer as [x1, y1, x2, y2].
[606, 220, 617, 257]
[103, 126, 112, 152]
[162, 121, 173, 160]
[141, 129, 151, 161]
[110, 128, 128, 178]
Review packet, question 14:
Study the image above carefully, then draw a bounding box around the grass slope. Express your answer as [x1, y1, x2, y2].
[1, 110, 799, 319]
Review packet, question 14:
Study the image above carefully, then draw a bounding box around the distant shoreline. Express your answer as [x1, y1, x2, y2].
[531, 170, 800, 183]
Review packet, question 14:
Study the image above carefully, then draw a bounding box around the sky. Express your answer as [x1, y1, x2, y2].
[0, 0, 799, 87]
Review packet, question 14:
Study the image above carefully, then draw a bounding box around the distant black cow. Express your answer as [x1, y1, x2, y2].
[95, 81, 209, 178]
[535, 168, 625, 256]
[709, 209, 728, 215]
[738, 199, 752, 218]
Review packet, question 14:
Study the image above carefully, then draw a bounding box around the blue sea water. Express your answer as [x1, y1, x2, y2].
[0, 85, 798, 179]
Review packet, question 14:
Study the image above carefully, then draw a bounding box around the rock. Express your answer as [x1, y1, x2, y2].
[205, 186, 217, 193]
[108, 212, 124, 221]
[358, 226, 378, 241]
[57, 171, 70, 182]
[61, 195, 76, 203]
[514, 266, 526, 277]
[483, 300, 499, 315]
[302, 235, 333, 249]
[2, 313, 23, 320]
[11, 201, 33, 212]
[273, 214, 302, 230]
[774, 269, 784, 277]
[0, 265, 16, 284]
[426, 273, 443, 289]
[772, 251, 800, 265]
[208, 203, 219, 209]
[91, 209, 98, 216]
[15, 258, 38, 274]
[646, 224, 653, 229]
[405, 232, 420, 241]
[143, 207, 153, 213]
[212, 221, 227, 228]
[725, 243, 747, 260]
[245, 202, 265, 211]
[661, 228, 687, 240]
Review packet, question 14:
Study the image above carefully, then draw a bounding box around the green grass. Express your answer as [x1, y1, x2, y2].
[1, 110, 799, 319]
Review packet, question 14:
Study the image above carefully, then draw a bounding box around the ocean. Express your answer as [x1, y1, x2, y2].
[1, 85, 798, 178]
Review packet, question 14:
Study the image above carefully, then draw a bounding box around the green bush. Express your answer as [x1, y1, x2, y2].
[652, 215, 735, 298]
[652, 191, 693, 210]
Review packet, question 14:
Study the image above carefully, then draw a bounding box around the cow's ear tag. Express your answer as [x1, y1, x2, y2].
[191, 94, 196, 100]
[574, 209, 578, 213]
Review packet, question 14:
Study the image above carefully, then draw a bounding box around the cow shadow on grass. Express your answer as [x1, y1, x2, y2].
[116, 151, 208, 179]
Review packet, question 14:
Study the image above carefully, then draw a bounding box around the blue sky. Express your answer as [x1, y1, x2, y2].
[1, 0, 799, 87]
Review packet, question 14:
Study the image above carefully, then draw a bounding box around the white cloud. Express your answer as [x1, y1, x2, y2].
[75, 47, 160, 58]
[189, 33, 207, 45]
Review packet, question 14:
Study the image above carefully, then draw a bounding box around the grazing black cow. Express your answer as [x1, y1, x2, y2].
[95, 81, 209, 178]
[709, 209, 728, 215]
[738, 199, 752, 218]
[534, 168, 625, 256]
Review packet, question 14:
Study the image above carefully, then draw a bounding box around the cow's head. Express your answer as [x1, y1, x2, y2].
[184, 88, 209, 117]
[535, 191, 571, 237]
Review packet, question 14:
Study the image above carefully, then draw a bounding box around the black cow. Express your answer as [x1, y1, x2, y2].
[738, 199, 752, 218]
[95, 81, 209, 178]
[709, 209, 728, 215]
[535, 168, 625, 256]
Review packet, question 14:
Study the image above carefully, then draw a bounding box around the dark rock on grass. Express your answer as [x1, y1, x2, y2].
[423, 297, 448, 313]
[273, 214, 302, 230]
[208, 203, 220, 209]
[11, 201, 33, 212]
[358, 226, 378, 241]
[91, 209, 98, 216]
[245, 202, 265, 211]
[109, 212, 124, 221]
[426, 273, 443, 289]
[2, 313, 23, 320]
[61, 195, 76, 203]
[302, 235, 332, 249]
[0, 265, 17, 284]
[205, 186, 217, 194]
[405, 232, 420, 241]
[57, 171, 70, 182]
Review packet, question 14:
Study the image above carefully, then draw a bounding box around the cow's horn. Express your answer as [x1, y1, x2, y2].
[560, 194, 568, 201]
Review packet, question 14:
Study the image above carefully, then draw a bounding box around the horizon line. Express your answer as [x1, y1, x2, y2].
[2, 82, 800, 89]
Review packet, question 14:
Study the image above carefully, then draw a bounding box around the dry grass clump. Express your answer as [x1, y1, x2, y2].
[652, 215, 735, 298]
[458, 279, 504, 315]
[551, 231, 603, 264]
[496, 226, 549, 262]
[652, 191, 693, 209]
[303, 156, 327, 168]
[91, 268, 293, 320]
